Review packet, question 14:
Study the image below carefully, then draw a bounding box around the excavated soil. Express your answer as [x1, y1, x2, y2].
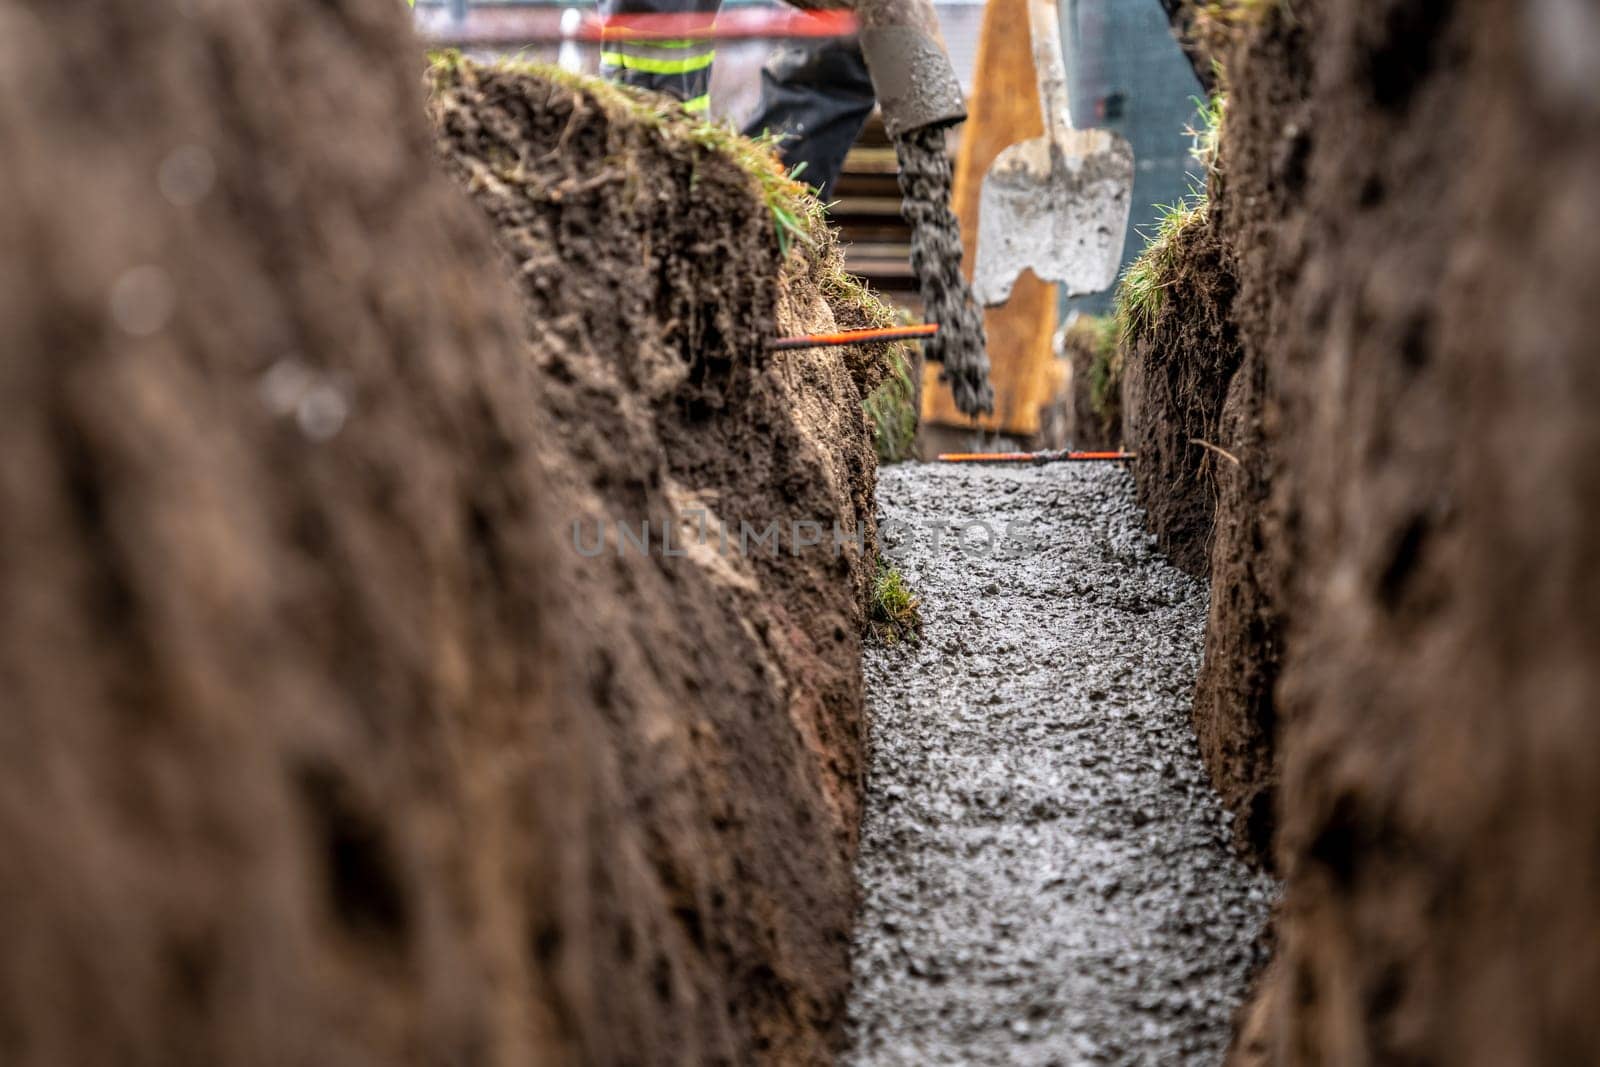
[1123, 0, 1600, 1061]
[1118, 215, 1240, 578]
[1183, 2, 1312, 874]
[429, 59, 895, 1063]
[845, 463, 1273, 1064]
[1257, 1, 1600, 1060]
[1121, 202, 1281, 863]
[0, 5, 889, 1063]
[1117, 201, 1276, 865]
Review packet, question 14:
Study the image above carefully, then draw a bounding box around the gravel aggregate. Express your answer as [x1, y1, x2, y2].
[844, 462, 1276, 1066]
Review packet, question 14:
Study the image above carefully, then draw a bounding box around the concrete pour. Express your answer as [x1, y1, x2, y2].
[844, 462, 1275, 1066]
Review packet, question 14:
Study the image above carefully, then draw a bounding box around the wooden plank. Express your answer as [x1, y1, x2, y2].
[838, 146, 901, 174]
[920, 0, 1060, 436]
[829, 197, 906, 217]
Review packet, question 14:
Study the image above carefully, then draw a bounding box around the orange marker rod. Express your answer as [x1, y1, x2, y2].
[769, 323, 939, 350]
[937, 450, 1138, 464]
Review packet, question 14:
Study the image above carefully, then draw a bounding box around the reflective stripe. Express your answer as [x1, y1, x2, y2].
[683, 93, 711, 113]
[599, 36, 708, 49]
[599, 49, 714, 75]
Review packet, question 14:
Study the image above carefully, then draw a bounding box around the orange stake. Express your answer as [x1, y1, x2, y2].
[769, 323, 939, 350]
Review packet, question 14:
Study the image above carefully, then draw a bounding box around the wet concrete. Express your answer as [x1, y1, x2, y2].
[894, 126, 993, 417]
[845, 462, 1275, 1066]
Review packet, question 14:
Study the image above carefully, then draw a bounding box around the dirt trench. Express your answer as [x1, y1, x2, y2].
[1118, 0, 1600, 1061]
[0, 4, 895, 1063]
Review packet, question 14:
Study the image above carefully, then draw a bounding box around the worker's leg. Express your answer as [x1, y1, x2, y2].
[740, 38, 876, 198]
[596, 0, 720, 114]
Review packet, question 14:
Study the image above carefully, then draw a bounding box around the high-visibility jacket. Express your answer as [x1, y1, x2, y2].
[596, 0, 719, 115]
[595, 0, 965, 197]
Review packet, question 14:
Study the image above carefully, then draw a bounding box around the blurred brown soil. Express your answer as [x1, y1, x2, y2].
[0, 7, 889, 1065]
[1121, 1, 1600, 1062]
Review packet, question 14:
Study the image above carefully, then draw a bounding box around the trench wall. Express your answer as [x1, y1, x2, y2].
[1122, 1, 1600, 1060]
[0, 5, 885, 1064]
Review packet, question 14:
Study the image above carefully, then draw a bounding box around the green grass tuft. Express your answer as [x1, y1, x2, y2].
[820, 269, 897, 331]
[1112, 193, 1209, 345]
[1186, 92, 1227, 174]
[1111, 93, 1225, 345]
[863, 345, 919, 464]
[870, 560, 922, 645]
[427, 53, 832, 264]
[1079, 315, 1123, 428]
[1197, 0, 1287, 28]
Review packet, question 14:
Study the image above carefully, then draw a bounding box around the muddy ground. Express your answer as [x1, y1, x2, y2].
[0, 3, 893, 1063]
[846, 463, 1272, 1064]
[1120, 0, 1600, 1061]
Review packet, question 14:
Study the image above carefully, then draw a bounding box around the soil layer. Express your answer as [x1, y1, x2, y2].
[429, 58, 894, 1063]
[1253, 1, 1600, 1060]
[0, 7, 889, 1064]
[1123, 0, 1600, 1061]
[1118, 213, 1240, 578]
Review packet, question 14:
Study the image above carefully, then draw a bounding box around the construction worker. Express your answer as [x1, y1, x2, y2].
[596, 0, 719, 118]
[743, 36, 876, 198]
[595, 0, 965, 198]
